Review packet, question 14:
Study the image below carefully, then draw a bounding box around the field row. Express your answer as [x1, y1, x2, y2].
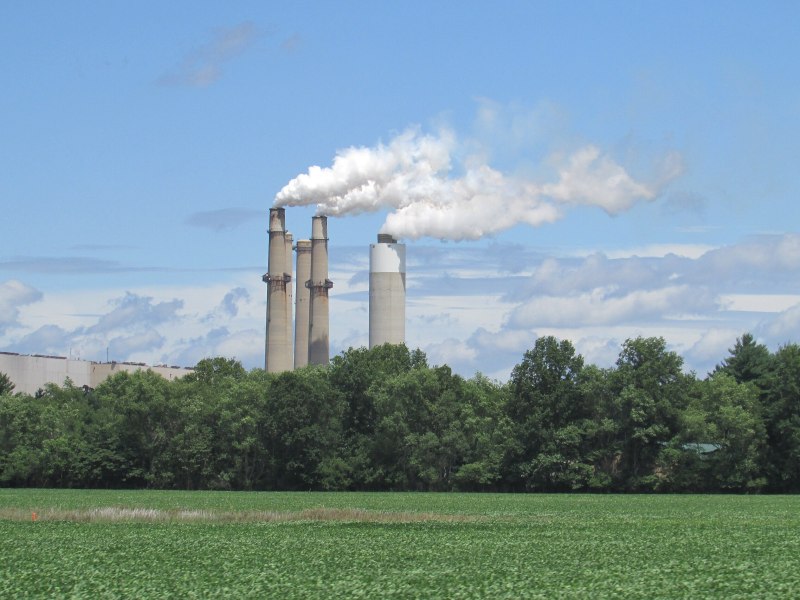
[2, 490, 799, 598]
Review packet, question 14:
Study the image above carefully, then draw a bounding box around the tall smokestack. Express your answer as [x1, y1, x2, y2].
[293, 239, 312, 368]
[264, 208, 292, 372]
[307, 215, 332, 365]
[285, 231, 294, 361]
[369, 234, 406, 348]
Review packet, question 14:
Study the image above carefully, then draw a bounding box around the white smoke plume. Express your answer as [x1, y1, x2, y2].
[274, 127, 682, 241]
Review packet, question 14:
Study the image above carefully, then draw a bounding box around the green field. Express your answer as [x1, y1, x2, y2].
[2, 490, 798, 598]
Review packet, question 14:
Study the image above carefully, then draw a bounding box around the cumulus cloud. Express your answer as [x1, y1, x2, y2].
[108, 329, 165, 357]
[167, 327, 232, 368]
[9, 324, 72, 355]
[697, 234, 800, 281]
[508, 285, 719, 328]
[86, 293, 183, 334]
[757, 303, 800, 345]
[0, 280, 42, 334]
[424, 338, 478, 367]
[157, 22, 260, 87]
[512, 253, 677, 299]
[683, 328, 744, 375]
[219, 287, 250, 318]
[275, 124, 682, 241]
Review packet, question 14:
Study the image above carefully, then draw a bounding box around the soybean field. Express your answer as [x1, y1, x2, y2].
[1, 490, 798, 598]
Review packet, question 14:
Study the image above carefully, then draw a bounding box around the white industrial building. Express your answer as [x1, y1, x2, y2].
[0, 352, 193, 396]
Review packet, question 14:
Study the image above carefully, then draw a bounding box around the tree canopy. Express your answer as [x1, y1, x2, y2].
[1, 335, 798, 492]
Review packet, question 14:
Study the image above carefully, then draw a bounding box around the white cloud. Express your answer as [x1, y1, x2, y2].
[86, 293, 183, 334]
[424, 338, 478, 367]
[0, 280, 42, 334]
[109, 329, 165, 358]
[757, 303, 800, 344]
[601, 244, 714, 259]
[720, 294, 800, 313]
[699, 233, 800, 276]
[12, 324, 72, 356]
[5, 232, 800, 379]
[683, 328, 742, 373]
[509, 285, 718, 328]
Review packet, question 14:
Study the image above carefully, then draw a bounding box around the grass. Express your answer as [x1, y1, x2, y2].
[2, 490, 799, 598]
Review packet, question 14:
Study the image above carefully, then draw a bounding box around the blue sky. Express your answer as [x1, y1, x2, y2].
[2, 2, 799, 379]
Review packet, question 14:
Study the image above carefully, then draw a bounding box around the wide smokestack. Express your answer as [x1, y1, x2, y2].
[293, 239, 312, 368]
[307, 215, 332, 365]
[369, 234, 406, 348]
[264, 208, 292, 373]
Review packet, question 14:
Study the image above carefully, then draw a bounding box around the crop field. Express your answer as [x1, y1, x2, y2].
[1, 490, 799, 598]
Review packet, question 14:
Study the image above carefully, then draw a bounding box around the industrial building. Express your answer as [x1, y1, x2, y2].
[0, 352, 193, 396]
[264, 210, 407, 372]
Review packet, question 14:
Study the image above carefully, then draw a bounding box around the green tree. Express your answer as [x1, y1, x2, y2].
[328, 344, 417, 488]
[609, 337, 693, 490]
[187, 357, 247, 385]
[0, 390, 49, 485]
[506, 337, 593, 491]
[93, 370, 180, 487]
[451, 374, 513, 491]
[761, 343, 800, 491]
[264, 367, 346, 490]
[716, 333, 772, 385]
[666, 373, 766, 491]
[0, 372, 14, 395]
[205, 370, 274, 490]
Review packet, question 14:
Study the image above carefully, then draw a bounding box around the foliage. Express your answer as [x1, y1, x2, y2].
[0, 372, 14, 396]
[1, 335, 799, 492]
[716, 332, 773, 385]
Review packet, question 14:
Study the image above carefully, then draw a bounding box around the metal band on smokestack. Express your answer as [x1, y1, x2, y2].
[307, 216, 332, 365]
[369, 234, 406, 348]
[293, 239, 312, 368]
[264, 208, 292, 373]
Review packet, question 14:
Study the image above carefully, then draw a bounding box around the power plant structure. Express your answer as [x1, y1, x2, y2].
[264, 210, 405, 371]
[369, 234, 406, 348]
[263, 208, 293, 373]
[293, 239, 312, 368]
[307, 216, 333, 366]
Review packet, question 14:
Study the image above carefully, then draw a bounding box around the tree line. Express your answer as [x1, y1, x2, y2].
[1, 334, 798, 493]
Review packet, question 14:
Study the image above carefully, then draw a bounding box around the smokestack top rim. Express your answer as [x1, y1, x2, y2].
[311, 215, 328, 240]
[269, 207, 286, 232]
[377, 233, 397, 244]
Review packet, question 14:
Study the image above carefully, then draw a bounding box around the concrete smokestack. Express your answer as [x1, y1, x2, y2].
[264, 208, 292, 372]
[369, 234, 406, 348]
[293, 239, 312, 368]
[285, 232, 294, 360]
[307, 215, 332, 365]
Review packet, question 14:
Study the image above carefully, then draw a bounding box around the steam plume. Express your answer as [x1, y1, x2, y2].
[275, 127, 682, 240]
